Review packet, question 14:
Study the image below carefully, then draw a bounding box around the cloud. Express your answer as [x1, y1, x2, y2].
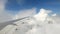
[34, 8, 60, 24]
[26, 8, 60, 34]
[52, 14, 56, 16]
[34, 8, 52, 22]
[0, 0, 13, 22]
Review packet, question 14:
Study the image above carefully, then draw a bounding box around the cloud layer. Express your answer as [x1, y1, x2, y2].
[26, 8, 60, 34]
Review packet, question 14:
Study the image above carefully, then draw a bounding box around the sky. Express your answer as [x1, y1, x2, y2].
[5, 0, 60, 14]
[0, 0, 60, 22]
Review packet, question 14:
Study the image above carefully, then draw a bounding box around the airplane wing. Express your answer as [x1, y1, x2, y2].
[0, 16, 30, 30]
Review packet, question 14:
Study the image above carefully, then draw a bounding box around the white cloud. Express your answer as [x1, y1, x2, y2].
[26, 8, 60, 34]
[34, 8, 52, 22]
[34, 8, 60, 24]
[52, 14, 56, 16]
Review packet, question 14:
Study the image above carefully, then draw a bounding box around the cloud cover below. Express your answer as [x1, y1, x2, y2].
[25, 8, 60, 34]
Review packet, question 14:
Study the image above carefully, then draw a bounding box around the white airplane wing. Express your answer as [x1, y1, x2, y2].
[0, 16, 30, 30]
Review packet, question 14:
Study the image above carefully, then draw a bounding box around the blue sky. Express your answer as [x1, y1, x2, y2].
[5, 0, 60, 14]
